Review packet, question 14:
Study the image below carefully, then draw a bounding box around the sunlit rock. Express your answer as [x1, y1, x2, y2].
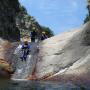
[0, 39, 18, 78]
[13, 22, 90, 86]
[35, 22, 90, 85]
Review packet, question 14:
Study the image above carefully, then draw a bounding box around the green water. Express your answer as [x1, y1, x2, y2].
[0, 80, 89, 90]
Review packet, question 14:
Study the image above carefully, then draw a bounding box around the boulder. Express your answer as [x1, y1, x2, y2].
[0, 59, 13, 79]
[34, 22, 90, 86]
[0, 39, 18, 78]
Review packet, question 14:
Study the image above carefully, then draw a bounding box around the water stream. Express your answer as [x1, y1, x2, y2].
[0, 80, 86, 90]
[12, 42, 38, 79]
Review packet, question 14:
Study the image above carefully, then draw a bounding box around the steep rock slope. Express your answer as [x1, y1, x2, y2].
[35, 22, 90, 85]
[12, 22, 90, 87]
[0, 39, 18, 78]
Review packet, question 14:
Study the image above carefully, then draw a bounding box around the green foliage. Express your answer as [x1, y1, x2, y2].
[17, 5, 54, 38]
[20, 31, 25, 38]
[41, 26, 54, 37]
[19, 5, 27, 14]
[84, 14, 90, 23]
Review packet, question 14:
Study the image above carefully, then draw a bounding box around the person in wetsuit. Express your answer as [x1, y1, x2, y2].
[30, 30, 37, 42]
[20, 41, 30, 62]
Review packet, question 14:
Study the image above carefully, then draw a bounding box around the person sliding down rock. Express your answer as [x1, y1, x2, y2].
[20, 41, 30, 62]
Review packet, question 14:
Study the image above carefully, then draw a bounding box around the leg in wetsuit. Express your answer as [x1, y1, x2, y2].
[22, 49, 29, 62]
[20, 48, 29, 62]
[31, 37, 35, 42]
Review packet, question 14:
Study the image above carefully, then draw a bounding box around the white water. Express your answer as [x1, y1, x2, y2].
[12, 42, 39, 79]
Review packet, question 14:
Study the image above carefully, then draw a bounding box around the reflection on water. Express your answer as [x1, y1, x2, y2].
[0, 80, 89, 90]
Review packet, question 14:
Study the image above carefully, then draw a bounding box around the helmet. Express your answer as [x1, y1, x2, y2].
[24, 41, 28, 45]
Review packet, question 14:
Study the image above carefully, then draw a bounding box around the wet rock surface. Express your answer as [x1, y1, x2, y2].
[0, 59, 12, 78]
[0, 39, 18, 78]
[12, 42, 39, 79]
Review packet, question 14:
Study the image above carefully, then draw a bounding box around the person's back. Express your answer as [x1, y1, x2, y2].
[31, 31, 37, 37]
[30, 30, 37, 42]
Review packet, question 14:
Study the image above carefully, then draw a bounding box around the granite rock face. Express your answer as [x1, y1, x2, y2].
[0, 39, 18, 78]
[34, 22, 90, 85]
[0, 59, 13, 79]
[13, 22, 90, 87]
[0, 0, 20, 78]
[0, 0, 20, 41]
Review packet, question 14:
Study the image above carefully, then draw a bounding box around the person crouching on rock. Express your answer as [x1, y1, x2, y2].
[20, 41, 30, 62]
[41, 32, 48, 41]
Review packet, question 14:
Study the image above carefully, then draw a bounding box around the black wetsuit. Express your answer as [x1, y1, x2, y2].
[21, 44, 30, 61]
[30, 31, 37, 42]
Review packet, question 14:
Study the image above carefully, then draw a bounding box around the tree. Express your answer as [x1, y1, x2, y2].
[19, 5, 27, 14]
[41, 26, 54, 37]
[84, 0, 90, 23]
[16, 5, 54, 38]
[84, 14, 90, 23]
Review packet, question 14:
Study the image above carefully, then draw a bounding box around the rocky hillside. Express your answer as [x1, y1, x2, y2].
[16, 6, 54, 38]
[0, 0, 20, 41]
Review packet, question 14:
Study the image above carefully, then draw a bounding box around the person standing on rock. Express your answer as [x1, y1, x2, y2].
[20, 41, 30, 62]
[30, 30, 37, 42]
